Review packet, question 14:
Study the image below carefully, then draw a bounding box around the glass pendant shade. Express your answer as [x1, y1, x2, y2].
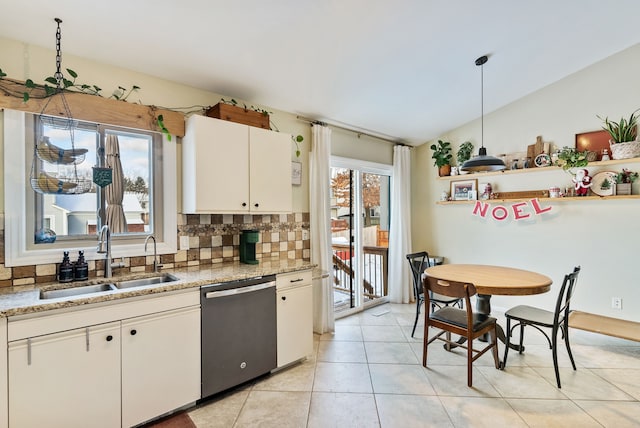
[460, 55, 505, 172]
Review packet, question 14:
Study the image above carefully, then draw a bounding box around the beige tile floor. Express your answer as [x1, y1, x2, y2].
[187, 303, 640, 427]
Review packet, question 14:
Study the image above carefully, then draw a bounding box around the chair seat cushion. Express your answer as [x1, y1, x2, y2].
[431, 307, 496, 331]
[505, 305, 555, 327]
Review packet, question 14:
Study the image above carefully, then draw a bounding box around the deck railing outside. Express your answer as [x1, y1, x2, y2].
[332, 243, 388, 310]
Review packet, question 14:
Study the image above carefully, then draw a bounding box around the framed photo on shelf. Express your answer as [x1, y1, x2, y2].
[451, 179, 477, 201]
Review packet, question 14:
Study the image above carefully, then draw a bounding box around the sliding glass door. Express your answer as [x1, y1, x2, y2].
[330, 157, 391, 317]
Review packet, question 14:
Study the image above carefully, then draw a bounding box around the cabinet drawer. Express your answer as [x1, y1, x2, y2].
[8, 289, 200, 341]
[276, 270, 312, 290]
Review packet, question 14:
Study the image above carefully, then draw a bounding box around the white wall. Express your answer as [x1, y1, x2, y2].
[0, 37, 312, 213]
[0, 37, 395, 216]
[413, 43, 640, 321]
[331, 127, 393, 165]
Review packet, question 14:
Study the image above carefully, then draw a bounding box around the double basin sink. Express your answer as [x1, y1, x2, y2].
[40, 273, 179, 300]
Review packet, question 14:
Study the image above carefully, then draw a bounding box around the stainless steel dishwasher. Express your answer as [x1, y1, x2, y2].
[200, 275, 277, 398]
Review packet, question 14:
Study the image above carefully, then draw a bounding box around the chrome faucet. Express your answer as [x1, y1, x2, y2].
[97, 224, 124, 278]
[144, 235, 162, 273]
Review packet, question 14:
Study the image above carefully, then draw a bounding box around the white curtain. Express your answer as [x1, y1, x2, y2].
[310, 124, 335, 334]
[388, 145, 413, 303]
[104, 134, 127, 233]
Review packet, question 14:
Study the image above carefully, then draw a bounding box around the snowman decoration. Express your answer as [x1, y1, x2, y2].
[573, 169, 592, 196]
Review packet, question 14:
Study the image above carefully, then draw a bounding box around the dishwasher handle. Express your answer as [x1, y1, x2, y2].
[205, 281, 275, 299]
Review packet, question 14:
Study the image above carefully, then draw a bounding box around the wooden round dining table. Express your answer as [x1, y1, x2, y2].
[424, 264, 553, 352]
[424, 264, 552, 298]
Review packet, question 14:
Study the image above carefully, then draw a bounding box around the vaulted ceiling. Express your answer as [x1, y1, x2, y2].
[1, 0, 639, 145]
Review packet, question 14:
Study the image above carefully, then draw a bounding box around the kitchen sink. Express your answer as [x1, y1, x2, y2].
[40, 283, 118, 300]
[114, 273, 179, 290]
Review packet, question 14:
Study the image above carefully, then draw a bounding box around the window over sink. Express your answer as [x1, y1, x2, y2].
[3, 109, 177, 267]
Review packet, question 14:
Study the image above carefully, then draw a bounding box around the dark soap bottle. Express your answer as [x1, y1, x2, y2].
[74, 250, 89, 281]
[58, 251, 74, 283]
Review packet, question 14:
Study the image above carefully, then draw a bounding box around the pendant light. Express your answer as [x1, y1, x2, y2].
[460, 55, 506, 172]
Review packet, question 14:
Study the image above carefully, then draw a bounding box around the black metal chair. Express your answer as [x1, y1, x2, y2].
[406, 251, 462, 338]
[502, 266, 582, 388]
[422, 275, 501, 387]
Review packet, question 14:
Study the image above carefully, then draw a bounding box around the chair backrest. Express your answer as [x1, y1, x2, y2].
[406, 252, 430, 298]
[554, 266, 581, 324]
[424, 276, 477, 300]
[423, 276, 476, 325]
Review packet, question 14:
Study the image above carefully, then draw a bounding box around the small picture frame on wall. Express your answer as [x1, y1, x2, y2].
[451, 179, 477, 201]
[291, 161, 302, 186]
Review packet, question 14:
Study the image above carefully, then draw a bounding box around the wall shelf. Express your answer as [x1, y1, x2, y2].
[436, 195, 640, 205]
[437, 157, 640, 181]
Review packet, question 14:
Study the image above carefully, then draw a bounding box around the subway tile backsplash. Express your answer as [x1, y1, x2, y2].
[0, 212, 310, 287]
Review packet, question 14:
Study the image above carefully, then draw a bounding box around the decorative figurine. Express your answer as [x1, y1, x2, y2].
[573, 168, 592, 196]
[480, 183, 492, 200]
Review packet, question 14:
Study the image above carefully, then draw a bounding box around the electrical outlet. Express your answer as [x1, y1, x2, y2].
[179, 236, 190, 250]
[611, 297, 622, 310]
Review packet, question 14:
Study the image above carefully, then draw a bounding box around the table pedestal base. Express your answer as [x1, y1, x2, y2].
[443, 294, 524, 357]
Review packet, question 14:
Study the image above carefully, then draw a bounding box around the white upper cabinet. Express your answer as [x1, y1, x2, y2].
[249, 126, 293, 213]
[182, 115, 292, 214]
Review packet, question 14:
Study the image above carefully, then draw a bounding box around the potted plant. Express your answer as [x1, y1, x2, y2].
[598, 108, 640, 159]
[207, 98, 271, 129]
[614, 168, 639, 195]
[430, 140, 452, 176]
[555, 146, 589, 172]
[456, 141, 474, 174]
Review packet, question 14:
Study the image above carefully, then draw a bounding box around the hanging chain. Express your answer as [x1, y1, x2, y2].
[44, 18, 80, 185]
[54, 17, 63, 89]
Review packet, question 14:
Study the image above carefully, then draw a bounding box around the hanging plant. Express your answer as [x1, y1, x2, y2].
[156, 115, 171, 142]
[293, 134, 303, 157]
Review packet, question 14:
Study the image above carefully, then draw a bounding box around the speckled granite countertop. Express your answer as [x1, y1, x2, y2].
[0, 259, 317, 318]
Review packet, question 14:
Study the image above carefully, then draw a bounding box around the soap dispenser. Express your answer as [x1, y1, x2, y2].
[58, 251, 74, 283]
[74, 250, 89, 281]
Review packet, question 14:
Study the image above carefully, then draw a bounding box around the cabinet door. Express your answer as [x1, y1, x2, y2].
[0, 318, 7, 428]
[121, 306, 201, 427]
[183, 115, 250, 213]
[249, 127, 293, 213]
[277, 284, 313, 367]
[8, 323, 121, 428]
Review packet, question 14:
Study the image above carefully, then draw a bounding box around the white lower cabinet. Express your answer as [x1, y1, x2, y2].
[0, 317, 7, 428]
[276, 270, 313, 368]
[9, 322, 122, 428]
[7, 290, 200, 428]
[121, 307, 200, 427]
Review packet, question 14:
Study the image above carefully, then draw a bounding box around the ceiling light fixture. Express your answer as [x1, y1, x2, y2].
[460, 55, 506, 172]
